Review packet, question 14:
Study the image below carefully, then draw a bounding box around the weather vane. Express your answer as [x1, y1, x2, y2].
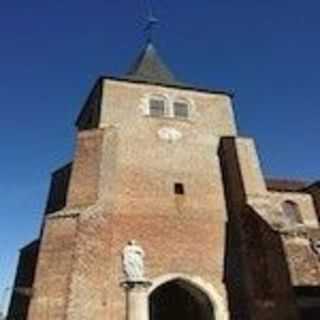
[143, 0, 159, 42]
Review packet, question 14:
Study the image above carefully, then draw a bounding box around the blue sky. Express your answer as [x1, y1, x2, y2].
[0, 0, 320, 312]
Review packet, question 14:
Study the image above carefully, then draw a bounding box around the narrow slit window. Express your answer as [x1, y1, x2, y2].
[149, 98, 165, 117]
[174, 183, 185, 195]
[174, 101, 189, 118]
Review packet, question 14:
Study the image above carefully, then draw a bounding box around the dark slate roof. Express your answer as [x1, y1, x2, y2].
[265, 177, 310, 193]
[124, 42, 180, 86]
[100, 41, 233, 97]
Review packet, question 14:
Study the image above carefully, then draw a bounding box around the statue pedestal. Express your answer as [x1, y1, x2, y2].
[121, 280, 152, 320]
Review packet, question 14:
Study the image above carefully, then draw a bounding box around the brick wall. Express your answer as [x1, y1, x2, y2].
[10, 78, 320, 320]
[27, 215, 79, 319]
[67, 129, 104, 208]
[219, 136, 300, 320]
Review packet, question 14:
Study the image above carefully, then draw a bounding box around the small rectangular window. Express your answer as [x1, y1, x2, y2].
[174, 183, 185, 195]
[150, 99, 165, 117]
[174, 102, 189, 118]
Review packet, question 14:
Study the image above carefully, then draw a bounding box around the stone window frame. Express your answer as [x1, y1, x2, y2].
[148, 95, 169, 117]
[172, 98, 190, 119]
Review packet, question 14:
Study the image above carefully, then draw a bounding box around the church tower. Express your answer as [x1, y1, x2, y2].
[7, 40, 320, 320]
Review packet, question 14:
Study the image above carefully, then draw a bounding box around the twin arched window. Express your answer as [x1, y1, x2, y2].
[173, 101, 189, 118]
[281, 200, 303, 226]
[149, 97, 166, 117]
[149, 96, 189, 119]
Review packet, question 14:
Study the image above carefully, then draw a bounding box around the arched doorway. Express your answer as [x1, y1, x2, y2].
[149, 279, 215, 320]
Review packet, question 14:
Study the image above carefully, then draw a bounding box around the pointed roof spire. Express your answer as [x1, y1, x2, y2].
[125, 41, 179, 86]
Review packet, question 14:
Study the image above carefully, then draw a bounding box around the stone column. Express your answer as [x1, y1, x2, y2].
[122, 280, 152, 320]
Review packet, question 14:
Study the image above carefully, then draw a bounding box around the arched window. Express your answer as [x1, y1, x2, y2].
[149, 96, 168, 117]
[281, 200, 303, 226]
[173, 100, 189, 119]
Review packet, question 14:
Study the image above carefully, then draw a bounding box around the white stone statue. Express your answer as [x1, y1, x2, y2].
[122, 240, 145, 281]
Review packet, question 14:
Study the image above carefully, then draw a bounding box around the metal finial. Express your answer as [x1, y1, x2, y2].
[143, 0, 159, 42]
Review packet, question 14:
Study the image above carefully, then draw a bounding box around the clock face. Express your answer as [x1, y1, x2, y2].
[158, 127, 182, 142]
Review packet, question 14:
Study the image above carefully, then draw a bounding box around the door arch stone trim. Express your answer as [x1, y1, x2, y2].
[148, 273, 229, 320]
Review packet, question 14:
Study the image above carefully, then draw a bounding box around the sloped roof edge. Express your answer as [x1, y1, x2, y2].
[103, 76, 234, 97]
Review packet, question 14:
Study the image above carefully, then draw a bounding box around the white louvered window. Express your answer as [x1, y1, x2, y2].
[173, 101, 189, 119]
[149, 98, 166, 117]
